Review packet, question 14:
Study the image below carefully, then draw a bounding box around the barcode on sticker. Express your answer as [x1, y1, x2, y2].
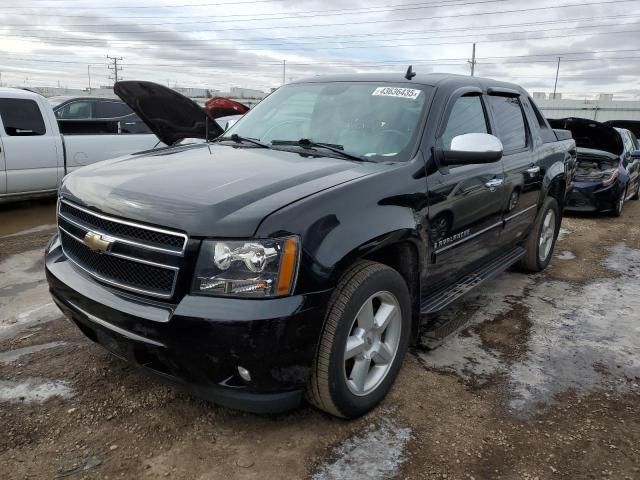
[372, 87, 421, 99]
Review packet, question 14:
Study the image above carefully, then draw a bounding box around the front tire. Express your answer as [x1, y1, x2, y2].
[306, 260, 411, 418]
[519, 196, 560, 272]
[611, 187, 626, 217]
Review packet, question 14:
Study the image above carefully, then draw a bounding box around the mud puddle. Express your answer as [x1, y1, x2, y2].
[0, 248, 60, 342]
[417, 243, 640, 416]
[0, 341, 66, 364]
[0, 199, 56, 237]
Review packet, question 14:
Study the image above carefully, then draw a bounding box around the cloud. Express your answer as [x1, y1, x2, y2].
[0, 0, 639, 96]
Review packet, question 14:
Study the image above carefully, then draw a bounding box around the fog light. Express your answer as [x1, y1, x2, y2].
[237, 366, 251, 382]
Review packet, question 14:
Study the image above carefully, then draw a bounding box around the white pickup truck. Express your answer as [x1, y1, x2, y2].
[0, 87, 162, 202]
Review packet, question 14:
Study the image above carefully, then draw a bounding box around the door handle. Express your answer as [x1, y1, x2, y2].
[484, 178, 504, 190]
[526, 165, 541, 175]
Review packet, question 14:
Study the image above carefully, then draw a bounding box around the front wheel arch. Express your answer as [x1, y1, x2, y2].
[329, 234, 422, 342]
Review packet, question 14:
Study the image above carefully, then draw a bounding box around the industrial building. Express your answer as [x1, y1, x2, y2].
[536, 93, 640, 122]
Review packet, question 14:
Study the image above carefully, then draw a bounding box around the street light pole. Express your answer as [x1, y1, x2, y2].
[470, 43, 476, 76]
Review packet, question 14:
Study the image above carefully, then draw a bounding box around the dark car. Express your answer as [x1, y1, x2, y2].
[45, 74, 575, 418]
[549, 118, 640, 216]
[49, 96, 152, 134]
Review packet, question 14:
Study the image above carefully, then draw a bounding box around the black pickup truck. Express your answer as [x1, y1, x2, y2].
[45, 73, 575, 418]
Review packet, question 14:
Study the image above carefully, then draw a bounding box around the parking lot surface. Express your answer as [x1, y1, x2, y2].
[1, 199, 639, 479]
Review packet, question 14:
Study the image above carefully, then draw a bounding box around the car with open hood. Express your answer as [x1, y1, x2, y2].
[45, 74, 575, 418]
[548, 117, 640, 216]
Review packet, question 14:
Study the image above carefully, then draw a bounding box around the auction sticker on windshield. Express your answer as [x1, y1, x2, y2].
[372, 87, 421, 99]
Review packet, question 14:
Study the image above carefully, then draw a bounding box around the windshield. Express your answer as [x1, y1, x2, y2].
[225, 82, 432, 162]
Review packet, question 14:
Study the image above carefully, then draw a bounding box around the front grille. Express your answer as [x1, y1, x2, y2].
[58, 199, 185, 298]
[59, 200, 186, 254]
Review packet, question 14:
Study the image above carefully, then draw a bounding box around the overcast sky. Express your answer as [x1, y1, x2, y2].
[1, 0, 639, 98]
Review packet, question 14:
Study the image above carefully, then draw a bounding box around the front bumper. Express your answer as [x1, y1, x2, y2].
[564, 180, 625, 213]
[46, 238, 329, 414]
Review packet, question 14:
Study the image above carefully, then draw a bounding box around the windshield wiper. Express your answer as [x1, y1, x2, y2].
[216, 133, 271, 149]
[271, 138, 371, 162]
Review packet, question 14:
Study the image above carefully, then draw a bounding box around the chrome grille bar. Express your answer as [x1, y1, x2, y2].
[59, 199, 188, 256]
[57, 198, 186, 299]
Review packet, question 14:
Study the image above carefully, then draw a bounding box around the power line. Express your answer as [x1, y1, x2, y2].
[4, 53, 639, 70]
[4, 12, 638, 44]
[1, 0, 512, 21]
[4, 24, 640, 51]
[6, 0, 330, 10]
[4, 0, 636, 34]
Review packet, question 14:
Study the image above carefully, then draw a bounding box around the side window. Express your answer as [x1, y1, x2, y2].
[94, 101, 133, 118]
[487, 95, 528, 152]
[57, 101, 92, 119]
[622, 131, 634, 154]
[0, 98, 47, 136]
[441, 95, 488, 149]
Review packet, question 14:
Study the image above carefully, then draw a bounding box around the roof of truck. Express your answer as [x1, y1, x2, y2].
[290, 72, 526, 92]
[0, 87, 45, 100]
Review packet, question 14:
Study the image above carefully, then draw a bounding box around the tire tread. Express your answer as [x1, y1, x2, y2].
[305, 260, 392, 417]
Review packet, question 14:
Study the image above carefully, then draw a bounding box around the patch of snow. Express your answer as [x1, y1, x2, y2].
[557, 227, 571, 241]
[0, 341, 66, 364]
[418, 244, 640, 416]
[312, 418, 411, 480]
[0, 378, 74, 403]
[556, 250, 576, 260]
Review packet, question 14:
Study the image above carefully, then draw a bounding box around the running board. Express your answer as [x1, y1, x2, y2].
[420, 246, 525, 315]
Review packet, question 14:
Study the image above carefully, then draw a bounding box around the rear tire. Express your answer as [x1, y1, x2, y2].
[519, 196, 560, 272]
[306, 260, 411, 418]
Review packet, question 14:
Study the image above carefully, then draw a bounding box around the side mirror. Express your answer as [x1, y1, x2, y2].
[438, 133, 503, 166]
[630, 150, 640, 159]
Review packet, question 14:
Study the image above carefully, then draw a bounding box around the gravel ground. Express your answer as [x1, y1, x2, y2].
[0, 197, 639, 480]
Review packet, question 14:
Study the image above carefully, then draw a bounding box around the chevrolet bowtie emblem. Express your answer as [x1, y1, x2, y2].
[83, 231, 113, 253]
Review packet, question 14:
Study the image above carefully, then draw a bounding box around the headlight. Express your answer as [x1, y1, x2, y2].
[601, 169, 619, 186]
[192, 236, 300, 297]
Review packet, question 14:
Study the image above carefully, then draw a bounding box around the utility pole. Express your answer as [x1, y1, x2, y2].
[468, 43, 477, 76]
[553, 57, 561, 100]
[87, 65, 92, 93]
[107, 55, 123, 85]
[282, 60, 286, 85]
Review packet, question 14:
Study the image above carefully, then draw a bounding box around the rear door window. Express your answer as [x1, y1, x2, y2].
[94, 101, 133, 118]
[0, 98, 47, 136]
[441, 95, 488, 149]
[487, 96, 528, 152]
[526, 97, 557, 144]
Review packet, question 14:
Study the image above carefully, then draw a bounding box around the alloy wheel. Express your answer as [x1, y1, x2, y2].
[343, 291, 402, 396]
[538, 209, 556, 263]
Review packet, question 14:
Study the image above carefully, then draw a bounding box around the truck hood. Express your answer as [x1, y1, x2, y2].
[60, 143, 388, 237]
[114, 81, 224, 145]
[548, 117, 623, 157]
